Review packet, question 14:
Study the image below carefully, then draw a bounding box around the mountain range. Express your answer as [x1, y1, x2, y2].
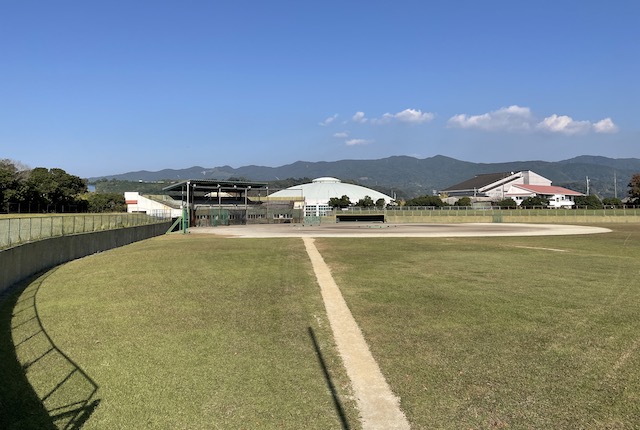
[91, 155, 640, 199]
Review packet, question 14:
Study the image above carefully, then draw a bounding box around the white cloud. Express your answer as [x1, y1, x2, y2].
[333, 131, 349, 138]
[373, 113, 395, 125]
[592, 117, 619, 133]
[394, 108, 435, 124]
[345, 138, 371, 146]
[371, 108, 435, 125]
[448, 105, 619, 135]
[537, 115, 619, 135]
[536, 114, 591, 135]
[352, 111, 368, 123]
[319, 114, 338, 126]
[447, 105, 533, 132]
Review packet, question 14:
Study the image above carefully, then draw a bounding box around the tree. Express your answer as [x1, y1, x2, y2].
[405, 195, 445, 207]
[267, 177, 313, 189]
[328, 195, 351, 208]
[520, 196, 549, 208]
[497, 198, 517, 208]
[355, 195, 374, 207]
[50, 168, 87, 204]
[23, 167, 87, 212]
[574, 194, 603, 209]
[95, 179, 167, 194]
[84, 192, 127, 212]
[0, 162, 89, 213]
[23, 168, 55, 209]
[454, 196, 471, 207]
[0, 159, 24, 211]
[375, 198, 386, 208]
[629, 173, 640, 204]
[602, 197, 623, 208]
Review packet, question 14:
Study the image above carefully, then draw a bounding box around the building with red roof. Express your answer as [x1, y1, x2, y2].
[505, 184, 584, 208]
[441, 170, 584, 208]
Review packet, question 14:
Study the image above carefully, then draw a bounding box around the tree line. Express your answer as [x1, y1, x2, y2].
[1, 159, 126, 213]
[5, 158, 638, 213]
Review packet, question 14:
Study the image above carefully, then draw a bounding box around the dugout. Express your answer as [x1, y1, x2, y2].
[336, 213, 386, 223]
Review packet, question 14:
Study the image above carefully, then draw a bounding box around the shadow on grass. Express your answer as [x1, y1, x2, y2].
[308, 326, 351, 430]
[0, 270, 100, 429]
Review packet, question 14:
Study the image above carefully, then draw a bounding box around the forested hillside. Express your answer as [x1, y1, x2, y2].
[90, 155, 640, 199]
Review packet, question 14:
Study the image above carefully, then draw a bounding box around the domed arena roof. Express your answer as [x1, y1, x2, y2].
[268, 177, 393, 205]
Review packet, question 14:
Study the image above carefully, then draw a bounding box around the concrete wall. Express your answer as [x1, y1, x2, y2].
[386, 214, 495, 223]
[1, 222, 171, 296]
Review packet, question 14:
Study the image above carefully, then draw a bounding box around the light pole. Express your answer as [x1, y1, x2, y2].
[217, 185, 221, 226]
[192, 183, 196, 227]
[266, 186, 269, 224]
[186, 181, 191, 231]
[245, 185, 251, 224]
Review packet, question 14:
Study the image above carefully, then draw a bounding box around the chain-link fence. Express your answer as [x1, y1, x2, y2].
[352, 206, 640, 216]
[0, 213, 171, 249]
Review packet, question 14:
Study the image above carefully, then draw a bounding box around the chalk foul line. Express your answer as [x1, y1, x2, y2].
[303, 237, 410, 430]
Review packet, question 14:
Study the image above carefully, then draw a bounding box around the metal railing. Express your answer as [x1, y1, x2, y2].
[0, 213, 171, 249]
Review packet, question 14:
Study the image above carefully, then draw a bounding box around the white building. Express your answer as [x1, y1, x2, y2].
[125, 192, 182, 217]
[441, 170, 584, 208]
[268, 177, 393, 217]
[505, 184, 583, 208]
[442, 171, 551, 200]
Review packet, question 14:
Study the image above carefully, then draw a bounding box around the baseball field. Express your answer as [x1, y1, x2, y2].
[2, 222, 639, 429]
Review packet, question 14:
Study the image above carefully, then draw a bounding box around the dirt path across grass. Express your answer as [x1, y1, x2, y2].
[303, 237, 410, 430]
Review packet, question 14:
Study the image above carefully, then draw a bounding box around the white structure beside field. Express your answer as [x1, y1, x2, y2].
[125, 192, 182, 217]
[441, 170, 584, 208]
[505, 184, 583, 208]
[268, 177, 394, 217]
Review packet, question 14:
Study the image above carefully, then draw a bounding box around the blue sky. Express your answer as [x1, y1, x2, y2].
[1, 1, 638, 178]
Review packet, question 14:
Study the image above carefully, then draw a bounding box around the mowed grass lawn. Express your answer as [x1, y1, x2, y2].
[3, 235, 359, 429]
[3, 223, 640, 429]
[316, 224, 640, 429]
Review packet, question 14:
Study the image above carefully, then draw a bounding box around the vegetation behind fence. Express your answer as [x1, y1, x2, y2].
[0, 213, 171, 249]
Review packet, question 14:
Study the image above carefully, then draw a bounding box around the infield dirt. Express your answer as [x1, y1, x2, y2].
[191, 222, 610, 238]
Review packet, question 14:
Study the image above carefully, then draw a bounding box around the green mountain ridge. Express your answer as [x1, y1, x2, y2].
[90, 155, 640, 199]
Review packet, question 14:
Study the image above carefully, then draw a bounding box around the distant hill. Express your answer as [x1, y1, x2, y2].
[89, 155, 640, 199]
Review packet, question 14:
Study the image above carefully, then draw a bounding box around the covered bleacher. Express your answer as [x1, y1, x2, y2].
[162, 179, 303, 226]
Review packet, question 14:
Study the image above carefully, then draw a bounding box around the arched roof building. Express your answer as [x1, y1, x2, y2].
[269, 177, 393, 216]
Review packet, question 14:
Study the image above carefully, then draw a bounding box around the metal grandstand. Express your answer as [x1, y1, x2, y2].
[162, 179, 303, 227]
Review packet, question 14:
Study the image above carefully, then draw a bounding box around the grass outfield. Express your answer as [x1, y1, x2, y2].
[2, 236, 360, 429]
[2, 224, 640, 428]
[316, 224, 640, 428]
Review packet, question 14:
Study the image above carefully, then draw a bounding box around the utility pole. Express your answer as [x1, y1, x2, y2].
[185, 181, 191, 232]
[586, 176, 590, 196]
[614, 171, 618, 198]
[245, 185, 250, 224]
